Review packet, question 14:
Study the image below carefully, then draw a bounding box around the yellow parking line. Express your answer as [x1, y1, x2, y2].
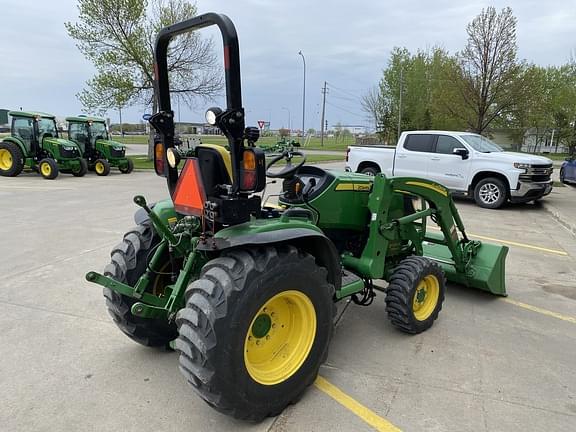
[503, 298, 576, 324]
[428, 226, 567, 256]
[315, 376, 402, 432]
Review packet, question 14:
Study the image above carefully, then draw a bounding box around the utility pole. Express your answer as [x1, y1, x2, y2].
[320, 81, 327, 147]
[397, 68, 403, 140]
[119, 106, 123, 137]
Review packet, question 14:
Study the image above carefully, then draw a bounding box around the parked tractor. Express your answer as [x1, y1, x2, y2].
[0, 111, 87, 179]
[86, 13, 509, 421]
[66, 116, 133, 175]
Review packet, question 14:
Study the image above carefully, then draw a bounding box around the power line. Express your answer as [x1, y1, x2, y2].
[326, 101, 365, 118]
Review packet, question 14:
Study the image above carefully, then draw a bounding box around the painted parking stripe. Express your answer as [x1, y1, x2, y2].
[503, 298, 576, 324]
[427, 226, 568, 256]
[315, 375, 402, 432]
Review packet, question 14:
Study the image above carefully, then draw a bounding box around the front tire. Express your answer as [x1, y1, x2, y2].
[103, 221, 177, 347]
[0, 142, 24, 177]
[72, 159, 88, 177]
[175, 246, 335, 421]
[385, 256, 446, 334]
[119, 159, 134, 174]
[39, 158, 59, 180]
[474, 177, 507, 209]
[94, 159, 111, 176]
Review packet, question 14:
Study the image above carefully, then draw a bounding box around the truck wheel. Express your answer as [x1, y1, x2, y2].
[560, 168, 566, 184]
[385, 256, 445, 334]
[72, 159, 88, 177]
[474, 177, 507, 209]
[360, 165, 379, 176]
[119, 159, 134, 174]
[0, 142, 25, 177]
[175, 246, 335, 421]
[39, 158, 59, 180]
[103, 221, 177, 347]
[94, 159, 111, 176]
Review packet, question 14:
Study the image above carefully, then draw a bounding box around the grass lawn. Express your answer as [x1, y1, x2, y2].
[116, 134, 351, 150]
[129, 153, 344, 170]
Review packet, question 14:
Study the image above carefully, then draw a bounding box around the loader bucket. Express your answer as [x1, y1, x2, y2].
[422, 232, 508, 296]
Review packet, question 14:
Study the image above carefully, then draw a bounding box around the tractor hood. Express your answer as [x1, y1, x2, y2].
[96, 139, 126, 150]
[44, 137, 82, 152]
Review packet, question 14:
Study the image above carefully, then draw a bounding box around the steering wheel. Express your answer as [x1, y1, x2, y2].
[266, 150, 306, 178]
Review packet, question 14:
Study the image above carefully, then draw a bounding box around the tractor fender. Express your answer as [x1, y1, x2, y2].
[133, 198, 177, 227]
[198, 228, 341, 291]
[2, 136, 27, 155]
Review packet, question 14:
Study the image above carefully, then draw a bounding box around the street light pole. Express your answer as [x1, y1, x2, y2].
[298, 51, 306, 140]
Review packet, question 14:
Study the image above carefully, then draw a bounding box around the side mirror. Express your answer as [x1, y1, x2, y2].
[453, 147, 469, 160]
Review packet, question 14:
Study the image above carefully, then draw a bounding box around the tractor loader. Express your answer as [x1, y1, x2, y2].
[86, 13, 508, 421]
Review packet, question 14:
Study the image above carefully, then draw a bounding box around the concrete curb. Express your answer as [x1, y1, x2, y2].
[543, 201, 576, 237]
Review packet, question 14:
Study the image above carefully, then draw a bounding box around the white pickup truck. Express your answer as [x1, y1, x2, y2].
[346, 130, 554, 208]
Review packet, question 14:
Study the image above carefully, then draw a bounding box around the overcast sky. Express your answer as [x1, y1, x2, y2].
[0, 0, 574, 130]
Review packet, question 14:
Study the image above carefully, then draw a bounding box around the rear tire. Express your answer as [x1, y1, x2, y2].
[359, 165, 379, 176]
[119, 159, 134, 174]
[72, 159, 88, 177]
[39, 158, 59, 180]
[0, 142, 24, 177]
[474, 177, 507, 209]
[103, 221, 177, 347]
[175, 246, 335, 421]
[560, 168, 566, 184]
[94, 159, 111, 176]
[385, 256, 445, 334]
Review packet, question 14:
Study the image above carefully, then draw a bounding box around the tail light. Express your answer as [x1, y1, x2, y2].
[154, 141, 165, 176]
[239, 148, 266, 192]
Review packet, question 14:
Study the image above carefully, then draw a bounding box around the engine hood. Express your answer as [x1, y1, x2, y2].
[478, 151, 553, 165]
[44, 137, 81, 150]
[96, 139, 126, 149]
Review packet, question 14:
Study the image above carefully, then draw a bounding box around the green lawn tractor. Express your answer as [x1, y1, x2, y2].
[86, 13, 509, 421]
[0, 111, 87, 179]
[66, 116, 133, 176]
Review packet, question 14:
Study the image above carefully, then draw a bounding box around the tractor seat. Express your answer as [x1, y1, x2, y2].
[195, 144, 233, 197]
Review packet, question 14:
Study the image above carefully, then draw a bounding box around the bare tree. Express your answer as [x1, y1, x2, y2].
[449, 7, 524, 133]
[361, 86, 382, 130]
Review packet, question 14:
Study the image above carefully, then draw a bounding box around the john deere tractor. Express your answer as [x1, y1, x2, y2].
[0, 111, 87, 179]
[66, 116, 134, 176]
[86, 14, 508, 421]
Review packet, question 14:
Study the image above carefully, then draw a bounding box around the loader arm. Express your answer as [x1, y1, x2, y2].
[342, 175, 508, 296]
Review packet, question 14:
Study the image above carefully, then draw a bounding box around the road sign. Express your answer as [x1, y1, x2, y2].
[142, 113, 152, 121]
[258, 120, 265, 129]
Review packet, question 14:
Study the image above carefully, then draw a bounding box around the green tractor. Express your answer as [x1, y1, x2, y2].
[86, 14, 509, 421]
[66, 116, 134, 176]
[0, 111, 87, 179]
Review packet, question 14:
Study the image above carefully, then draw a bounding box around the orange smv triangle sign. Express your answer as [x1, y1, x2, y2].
[173, 158, 206, 217]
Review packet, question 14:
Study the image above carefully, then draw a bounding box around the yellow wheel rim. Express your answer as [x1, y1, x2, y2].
[0, 149, 13, 170]
[244, 290, 316, 385]
[412, 275, 440, 321]
[95, 161, 105, 174]
[40, 162, 52, 177]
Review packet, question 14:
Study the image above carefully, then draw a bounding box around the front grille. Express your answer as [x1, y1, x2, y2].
[110, 147, 125, 158]
[520, 164, 552, 183]
[60, 147, 79, 158]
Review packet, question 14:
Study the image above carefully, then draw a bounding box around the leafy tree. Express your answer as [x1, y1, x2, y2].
[66, 0, 222, 155]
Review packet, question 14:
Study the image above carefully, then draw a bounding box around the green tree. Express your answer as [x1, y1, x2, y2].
[66, 0, 222, 155]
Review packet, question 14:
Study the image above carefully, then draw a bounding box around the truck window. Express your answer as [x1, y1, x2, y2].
[436, 135, 462, 154]
[404, 134, 435, 152]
